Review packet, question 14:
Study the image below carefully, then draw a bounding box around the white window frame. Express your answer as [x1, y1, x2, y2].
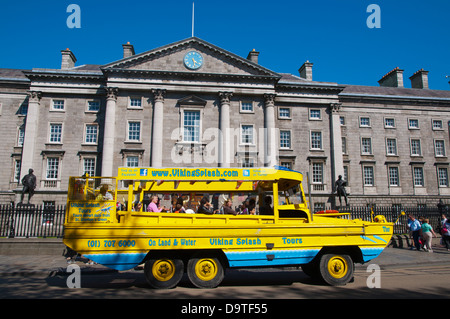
[82, 157, 96, 177]
[361, 137, 372, 155]
[13, 159, 21, 182]
[342, 137, 347, 154]
[310, 131, 323, 150]
[410, 139, 422, 156]
[384, 118, 396, 129]
[126, 121, 142, 142]
[413, 166, 424, 187]
[312, 162, 324, 184]
[128, 97, 143, 109]
[48, 123, 63, 144]
[408, 118, 419, 129]
[86, 100, 100, 113]
[386, 138, 398, 156]
[278, 107, 291, 119]
[309, 109, 321, 120]
[359, 117, 371, 127]
[434, 139, 446, 157]
[279, 130, 291, 149]
[182, 109, 201, 143]
[240, 124, 255, 145]
[84, 124, 98, 145]
[240, 101, 254, 113]
[46, 157, 60, 180]
[388, 166, 400, 187]
[438, 167, 449, 187]
[126, 156, 139, 167]
[432, 119, 443, 130]
[363, 165, 375, 186]
[51, 99, 65, 112]
[17, 126, 25, 147]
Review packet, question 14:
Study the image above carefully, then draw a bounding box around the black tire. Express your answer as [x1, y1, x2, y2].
[144, 257, 184, 289]
[187, 256, 224, 288]
[319, 253, 354, 286]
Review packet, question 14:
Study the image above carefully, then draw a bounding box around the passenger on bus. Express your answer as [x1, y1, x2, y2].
[173, 197, 186, 213]
[222, 199, 238, 215]
[96, 185, 113, 201]
[259, 196, 273, 215]
[197, 196, 218, 214]
[147, 195, 167, 212]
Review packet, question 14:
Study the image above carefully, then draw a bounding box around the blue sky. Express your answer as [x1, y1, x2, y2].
[0, 0, 449, 90]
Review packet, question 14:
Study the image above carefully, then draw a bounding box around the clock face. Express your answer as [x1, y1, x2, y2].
[184, 51, 203, 70]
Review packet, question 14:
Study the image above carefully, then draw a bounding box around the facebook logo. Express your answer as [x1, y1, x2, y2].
[140, 169, 148, 176]
[243, 170, 250, 177]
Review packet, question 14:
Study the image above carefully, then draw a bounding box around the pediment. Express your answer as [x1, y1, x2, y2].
[178, 95, 207, 107]
[102, 37, 279, 79]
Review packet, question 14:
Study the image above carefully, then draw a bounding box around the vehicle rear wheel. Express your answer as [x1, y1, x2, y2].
[144, 257, 184, 289]
[187, 256, 224, 288]
[319, 253, 354, 286]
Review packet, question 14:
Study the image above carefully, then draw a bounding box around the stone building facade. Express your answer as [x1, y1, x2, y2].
[0, 37, 449, 209]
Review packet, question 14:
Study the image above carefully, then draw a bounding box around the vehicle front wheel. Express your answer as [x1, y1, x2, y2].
[319, 253, 354, 286]
[144, 257, 184, 289]
[187, 256, 224, 288]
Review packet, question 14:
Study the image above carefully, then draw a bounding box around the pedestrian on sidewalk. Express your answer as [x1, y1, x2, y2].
[407, 214, 422, 251]
[441, 216, 450, 251]
[421, 218, 437, 252]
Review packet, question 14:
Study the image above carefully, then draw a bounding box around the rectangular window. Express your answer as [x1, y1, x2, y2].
[360, 117, 371, 127]
[17, 127, 25, 147]
[279, 108, 291, 119]
[87, 100, 100, 112]
[280, 131, 291, 149]
[343, 166, 349, 186]
[363, 166, 374, 186]
[413, 167, 424, 186]
[46, 157, 59, 180]
[280, 162, 292, 169]
[14, 159, 21, 182]
[389, 167, 399, 186]
[309, 109, 321, 120]
[411, 139, 421, 156]
[438, 167, 449, 187]
[433, 120, 443, 130]
[128, 122, 141, 141]
[340, 116, 345, 125]
[129, 98, 142, 108]
[52, 100, 65, 111]
[384, 118, 395, 128]
[241, 157, 255, 168]
[310, 131, 322, 150]
[408, 119, 419, 129]
[361, 138, 372, 155]
[386, 138, 397, 155]
[241, 101, 253, 113]
[241, 125, 254, 145]
[183, 110, 200, 142]
[435, 140, 446, 157]
[126, 156, 139, 167]
[312, 163, 323, 184]
[49, 124, 62, 143]
[83, 158, 96, 177]
[342, 137, 347, 154]
[85, 124, 98, 144]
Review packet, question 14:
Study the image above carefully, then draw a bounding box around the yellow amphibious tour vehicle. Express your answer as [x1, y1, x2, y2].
[63, 166, 394, 288]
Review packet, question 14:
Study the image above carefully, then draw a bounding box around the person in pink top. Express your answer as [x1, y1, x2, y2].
[147, 195, 166, 212]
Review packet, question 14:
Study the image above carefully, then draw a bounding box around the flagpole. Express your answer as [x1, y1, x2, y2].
[192, 2, 195, 37]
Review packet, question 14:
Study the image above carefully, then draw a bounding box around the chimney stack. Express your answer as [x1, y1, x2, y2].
[61, 48, 77, 70]
[409, 69, 429, 89]
[122, 42, 135, 59]
[247, 49, 260, 64]
[378, 67, 404, 88]
[299, 61, 313, 81]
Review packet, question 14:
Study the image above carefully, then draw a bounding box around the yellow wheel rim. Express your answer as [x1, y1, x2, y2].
[194, 258, 218, 281]
[327, 256, 348, 279]
[152, 259, 176, 282]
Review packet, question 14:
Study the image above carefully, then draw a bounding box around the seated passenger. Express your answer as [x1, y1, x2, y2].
[147, 195, 166, 212]
[96, 185, 113, 201]
[222, 199, 237, 216]
[173, 198, 186, 213]
[239, 201, 249, 215]
[259, 196, 273, 215]
[197, 196, 218, 215]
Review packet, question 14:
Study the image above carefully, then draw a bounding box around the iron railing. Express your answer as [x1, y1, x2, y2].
[0, 204, 66, 238]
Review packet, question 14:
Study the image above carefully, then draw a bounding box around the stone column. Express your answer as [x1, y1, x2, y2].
[101, 87, 118, 177]
[264, 94, 277, 167]
[219, 92, 233, 168]
[151, 89, 166, 168]
[20, 91, 42, 181]
[329, 103, 344, 189]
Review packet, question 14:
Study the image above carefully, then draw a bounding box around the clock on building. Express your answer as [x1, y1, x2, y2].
[184, 51, 203, 70]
